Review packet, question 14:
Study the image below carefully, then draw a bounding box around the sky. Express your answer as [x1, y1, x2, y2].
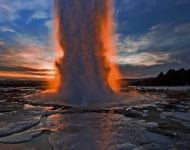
[0, 0, 190, 79]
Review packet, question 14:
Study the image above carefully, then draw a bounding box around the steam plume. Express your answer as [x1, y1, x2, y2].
[54, 0, 120, 103]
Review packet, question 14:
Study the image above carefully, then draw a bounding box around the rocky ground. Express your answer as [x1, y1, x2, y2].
[0, 87, 189, 150]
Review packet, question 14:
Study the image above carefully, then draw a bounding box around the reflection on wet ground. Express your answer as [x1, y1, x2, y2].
[47, 113, 120, 150]
[0, 88, 190, 149]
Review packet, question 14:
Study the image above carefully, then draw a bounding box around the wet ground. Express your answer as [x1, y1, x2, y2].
[0, 87, 190, 150]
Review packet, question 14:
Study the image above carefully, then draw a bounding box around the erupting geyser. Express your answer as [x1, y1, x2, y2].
[53, 0, 121, 103]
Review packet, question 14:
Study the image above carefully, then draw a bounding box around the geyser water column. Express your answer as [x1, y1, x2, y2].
[54, 0, 120, 103]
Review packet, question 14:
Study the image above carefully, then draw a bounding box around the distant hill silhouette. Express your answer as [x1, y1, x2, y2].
[0, 80, 48, 87]
[131, 68, 190, 86]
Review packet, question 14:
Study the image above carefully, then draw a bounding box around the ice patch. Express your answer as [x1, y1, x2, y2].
[0, 117, 41, 137]
[130, 109, 142, 115]
[182, 122, 190, 128]
[136, 86, 190, 91]
[143, 122, 159, 128]
[116, 142, 137, 150]
[173, 112, 190, 121]
[0, 129, 44, 143]
[142, 114, 148, 118]
[157, 108, 164, 112]
[160, 112, 174, 119]
[143, 110, 148, 113]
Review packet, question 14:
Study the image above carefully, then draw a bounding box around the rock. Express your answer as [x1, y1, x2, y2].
[0, 129, 43, 143]
[130, 109, 141, 115]
[164, 104, 178, 110]
[176, 141, 190, 149]
[179, 109, 184, 111]
[0, 117, 41, 137]
[142, 114, 148, 118]
[158, 121, 190, 133]
[145, 132, 173, 144]
[182, 122, 190, 128]
[176, 104, 189, 109]
[116, 142, 137, 150]
[143, 110, 148, 113]
[142, 143, 172, 150]
[173, 112, 190, 121]
[124, 112, 139, 118]
[159, 115, 166, 119]
[130, 109, 138, 114]
[157, 108, 163, 112]
[160, 112, 174, 118]
[146, 128, 176, 137]
[143, 122, 159, 128]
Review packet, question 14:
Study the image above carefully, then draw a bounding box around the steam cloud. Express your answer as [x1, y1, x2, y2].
[54, 0, 120, 103]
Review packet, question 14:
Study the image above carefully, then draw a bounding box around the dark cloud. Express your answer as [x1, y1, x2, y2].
[114, 23, 190, 76]
[0, 65, 50, 72]
[115, 0, 190, 35]
[119, 61, 190, 78]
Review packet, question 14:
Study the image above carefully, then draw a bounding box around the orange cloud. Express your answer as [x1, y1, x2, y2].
[0, 40, 4, 46]
[0, 36, 57, 80]
[0, 71, 54, 80]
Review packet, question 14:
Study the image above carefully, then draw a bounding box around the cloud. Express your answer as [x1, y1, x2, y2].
[0, 3, 19, 21]
[45, 20, 53, 29]
[0, 32, 56, 79]
[0, 40, 4, 46]
[119, 60, 189, 78]
[27, 10, 50, 24]
[0, 49, 55, 79]
[115, 0, 157, 16]
[117, 35, 151, 53]
[32, 10, 48, 19]
[0, 65, 54, 79]
[0, 0, 52, 22]
[174, 23, 190, 33]
[116, 23, 190, 67]
[113, 52, 172, 66]
[0, 26, 15, 33]
[0, 0, 55, 79]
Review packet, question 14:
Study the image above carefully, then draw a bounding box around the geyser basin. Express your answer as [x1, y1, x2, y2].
[53, 0, 120, 103]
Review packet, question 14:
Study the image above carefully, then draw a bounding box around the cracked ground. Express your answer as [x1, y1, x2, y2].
[0, 87, 190, 150]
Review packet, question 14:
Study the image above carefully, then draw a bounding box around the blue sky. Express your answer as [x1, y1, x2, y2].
[0, 0, 190, 79]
